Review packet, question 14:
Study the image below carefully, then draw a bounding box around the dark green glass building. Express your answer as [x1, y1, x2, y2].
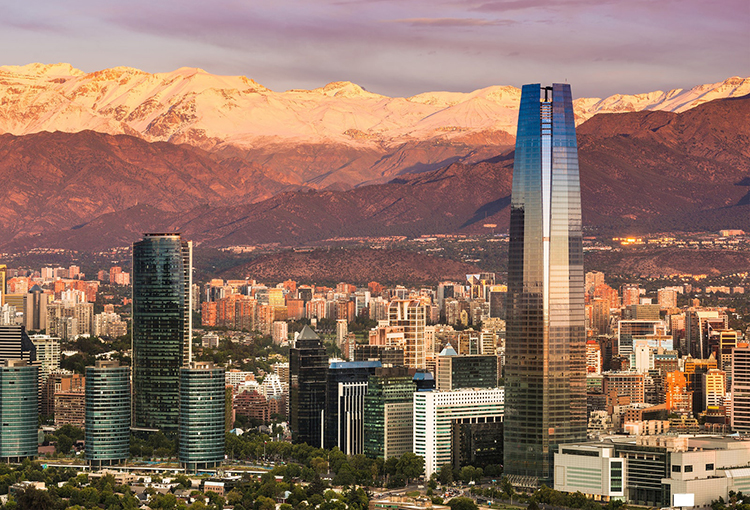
[289, 326, 328, 448]
[505, 84, 587, 485]
[132, 233, 192, 435]
[363, 366, 416, 460]
[178, 363, 225, 472]
[85, 360, 130, 467]
[0, 360, 38, 462]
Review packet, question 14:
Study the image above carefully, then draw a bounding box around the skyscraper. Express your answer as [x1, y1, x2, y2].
[289, 325, 328, 447]
[132, 233, 192, 435]
[178, 362, 225, 472]
[85, 360, 131, 467]
[388, 300, 427, 369]
[504, 83, 586, 485]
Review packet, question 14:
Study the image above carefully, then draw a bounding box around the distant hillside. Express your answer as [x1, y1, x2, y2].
[1, 94, 749, 251]
[222, 248, 483, 286]
[584, 248, 750, 277]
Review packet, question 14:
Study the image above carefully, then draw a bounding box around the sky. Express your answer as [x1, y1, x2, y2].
[2, 0, 748, 98]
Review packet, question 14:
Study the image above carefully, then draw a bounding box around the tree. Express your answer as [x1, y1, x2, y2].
[448, 496, 479, 510]
[501, 476, 516, 504]
[396, 453, 424, 484]
[439, 463, 454, 485]
[15, 486, 55, 510]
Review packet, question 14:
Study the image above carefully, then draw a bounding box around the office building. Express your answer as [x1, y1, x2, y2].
[325, 360, 381, 454]
[731, 346, 750, 432]
[363, 366, 416, 460]
[554, 442, 625, 502]
[85, 361, 130, 467]
[289, 326, 328, 447]
[24, 285, 47, 332]
[389, 300, 427, 369]
[414, 388, 504, 476]
[435, 346, 497, 391]
[132, 233, 192, 435]
[0, 360, 38, 462]
[0, 325, 37, 364]
[504, 83, 586, 484]
[178, 362, 225, 472]
[618, 321, 664, 357]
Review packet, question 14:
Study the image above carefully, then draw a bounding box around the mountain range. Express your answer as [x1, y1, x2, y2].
[0, 65, 748, 252]
[2, 64, 748, 190]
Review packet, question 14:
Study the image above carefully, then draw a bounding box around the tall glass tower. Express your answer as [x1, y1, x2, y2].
[178, 362, 225, 472]
[132, 233, 192, 435]
[504, 84, 586, 485]
[85, 360, 130, 467]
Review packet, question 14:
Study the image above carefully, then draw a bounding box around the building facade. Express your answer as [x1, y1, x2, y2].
[289, 326, 328, 447]
[504, 83, 586, 484]
[85, 361, 130, 467]
[0, 360, 38, 462]
[132, 233, 192, 435]
[178, 363, 225, 472]
[364, 367, 416, 460]
[325, 360, 381, 454]
[414, 388, 504, 476]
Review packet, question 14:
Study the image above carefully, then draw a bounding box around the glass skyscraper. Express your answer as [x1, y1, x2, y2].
[289, 325, 328, 448]
[0, 360, 38, 462]
[85, 360, 130, 467]
[132, 233, 192, 435]
[178, 362, 225, 472]
[504, 83, 587, 485]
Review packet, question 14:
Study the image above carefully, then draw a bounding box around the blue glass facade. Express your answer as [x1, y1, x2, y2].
[132, 233, 192, 435]
[504, 84, 587, 484]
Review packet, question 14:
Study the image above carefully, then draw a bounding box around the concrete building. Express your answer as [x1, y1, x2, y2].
[414, 387, 504, 476]
[389, 300, 427, 370]
[554, 442, 625, 501]
[731, 346, 750, 432]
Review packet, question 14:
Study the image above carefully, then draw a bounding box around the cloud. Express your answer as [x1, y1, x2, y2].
[386, 17, 515, 27]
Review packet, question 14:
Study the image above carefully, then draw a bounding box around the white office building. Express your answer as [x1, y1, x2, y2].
[413, 388, 504, 476]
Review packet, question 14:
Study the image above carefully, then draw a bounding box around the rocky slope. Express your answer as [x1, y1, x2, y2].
[1, 63, 747, 189]
[1, 94, 748, 251]
[226, 248, 483, 285]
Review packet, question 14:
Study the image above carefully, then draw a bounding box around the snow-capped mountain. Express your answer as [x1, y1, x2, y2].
[1, 63, 747, 150]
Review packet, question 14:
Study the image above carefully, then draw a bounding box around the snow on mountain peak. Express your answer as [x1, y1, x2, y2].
[0, 62, 85, 77]
[0, 63, 746, 149]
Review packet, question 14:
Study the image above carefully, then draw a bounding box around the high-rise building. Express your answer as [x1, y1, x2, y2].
[132, 233, 192, 435]
[289, 326, 328, 447]
[363, 366, 416, 460]
[389, 300, 427, 369]
[0, 264, 6, 306]
[435, 347, 498, 391]
[24, 285, 47, 332]
[0, 325, 37, 364]
[178, 362, 225, 472]
[0, 360, 38, 462]
[85, 361, 130, 467]
[504, 83, 586, 484]
[325, 360, 381, 454]
[730, 346, 750, 432]
[414, 388, 505, 476]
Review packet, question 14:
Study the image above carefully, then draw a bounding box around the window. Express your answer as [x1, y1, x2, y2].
[672, 465, 681, 473]
[706, 464, 714, 471]
[684, 465, 693, 473]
